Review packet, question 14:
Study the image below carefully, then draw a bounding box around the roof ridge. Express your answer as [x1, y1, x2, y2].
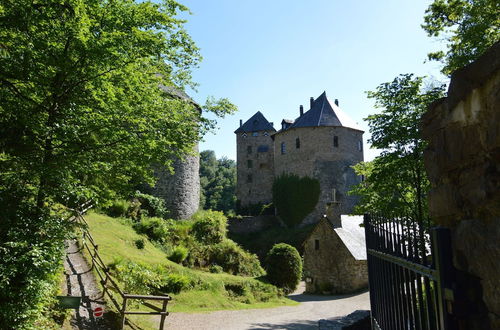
[317, 93, 327, 126]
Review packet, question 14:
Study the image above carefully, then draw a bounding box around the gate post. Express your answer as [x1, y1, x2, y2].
[432, 227, 456, 329]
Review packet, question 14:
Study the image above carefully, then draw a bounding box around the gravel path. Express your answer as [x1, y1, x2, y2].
[162, 283, 370, 330]
[63, 239, 112, 329]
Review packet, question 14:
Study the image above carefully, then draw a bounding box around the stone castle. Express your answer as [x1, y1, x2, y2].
[235, 92, 364, 224]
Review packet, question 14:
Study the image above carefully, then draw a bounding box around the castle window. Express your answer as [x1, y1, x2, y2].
[358, 140, 363, 151]
[247, 146, 252, 154]
[247, 159, 253, 168]
[315, 239, 319, 250]
[264, 131, 269, 136]
[296, 137, 300, 149]
[257, 145, 269, 152]
[252, 132, 259, 137]
[280, 142, 286, 154]
[247, 174, 253, 183]
[242, 133, 247, 138]
[333, 136, 339, 148]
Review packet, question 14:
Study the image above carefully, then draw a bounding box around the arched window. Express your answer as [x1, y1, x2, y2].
[296, 137, 300, 149]
[280, 142, 286, 154]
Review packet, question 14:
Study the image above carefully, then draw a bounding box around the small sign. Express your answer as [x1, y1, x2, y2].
[94, 306, 104, 317]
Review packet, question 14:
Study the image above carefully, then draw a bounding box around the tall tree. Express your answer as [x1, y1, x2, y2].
[0, 1, 234, 326]
[351, 74, 445, 221]
[422, 0, 500, 75]
[199, 150, 237, 213]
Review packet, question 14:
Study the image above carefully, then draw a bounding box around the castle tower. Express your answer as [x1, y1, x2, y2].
[273, 92, 364, 224]
[234, 111, 276, 207]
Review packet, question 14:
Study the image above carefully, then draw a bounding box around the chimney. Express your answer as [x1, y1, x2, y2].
[239, 119, 242, 127]
[334, 99, 339, 106]
[299, 105, 304, 116]
[310, 97, 314, 108]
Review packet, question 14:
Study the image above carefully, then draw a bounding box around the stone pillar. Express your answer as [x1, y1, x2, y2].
[422, 41, 500, 329]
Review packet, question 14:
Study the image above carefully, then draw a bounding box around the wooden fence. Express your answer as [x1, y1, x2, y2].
[72, 204, 172, 329]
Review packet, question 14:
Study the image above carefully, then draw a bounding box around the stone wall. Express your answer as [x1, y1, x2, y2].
[227, 215, 280, 235]
[236, 130, 275, 206]
[150, 145, 200, 220]
[273, 126, 364, 224]
[422, 42, 500, 329]
[304, 219, 368, 294]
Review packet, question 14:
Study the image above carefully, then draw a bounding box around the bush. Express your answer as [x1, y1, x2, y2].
[190, 210, 227, 245]
[133, 191, 168, 218]
[272, 174, 320, 227]
[168, 246, 188, 264]
[134, 238, 145, 249]
[132, 217, 171, 242]
[209, 264, 223, 273]
[208, 240, 264, 276]
[105, 199, 130, 218]
[265, 243, 302, 294]
[160, 274, 191, 294]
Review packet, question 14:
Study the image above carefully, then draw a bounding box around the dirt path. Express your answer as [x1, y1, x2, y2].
[162, 283, 370, 329]
[63, 238, 112, 329]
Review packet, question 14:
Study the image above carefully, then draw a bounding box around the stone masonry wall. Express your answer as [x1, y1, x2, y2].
[151, 145, 200, 220]
[422, 42, 500, 329]
[236, 131, 275, 206]
[273, 126, 364, 224]
[304, 219, 368, 294]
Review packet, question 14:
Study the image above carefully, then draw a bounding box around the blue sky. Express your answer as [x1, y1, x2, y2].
[179, 0, 447, 161]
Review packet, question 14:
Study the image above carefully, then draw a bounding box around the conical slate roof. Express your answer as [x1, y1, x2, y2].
[235, 111, 276, 133]
[290, 92, 363, 131]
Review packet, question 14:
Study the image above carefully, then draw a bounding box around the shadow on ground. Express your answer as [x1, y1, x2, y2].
[288, 289, 369, 303]
[248, 319, 318, 329]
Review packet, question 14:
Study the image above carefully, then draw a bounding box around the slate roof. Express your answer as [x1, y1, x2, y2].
[289, 92, 363, 131]
[235, 111, 276, 133]
[334, 215, 367, 260]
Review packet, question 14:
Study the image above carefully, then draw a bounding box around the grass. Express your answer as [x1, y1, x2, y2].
[82, 212, 297, 329]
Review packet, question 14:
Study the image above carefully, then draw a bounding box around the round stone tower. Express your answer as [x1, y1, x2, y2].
[273, 92, 364, 225]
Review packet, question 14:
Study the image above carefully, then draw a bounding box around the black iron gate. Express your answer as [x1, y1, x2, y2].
[364, 214, 456, 330]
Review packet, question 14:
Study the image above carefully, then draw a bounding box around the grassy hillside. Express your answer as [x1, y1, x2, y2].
[82, 212, 297, 328]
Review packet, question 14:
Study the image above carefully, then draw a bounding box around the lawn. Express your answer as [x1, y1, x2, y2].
[81, 212, 297, 328]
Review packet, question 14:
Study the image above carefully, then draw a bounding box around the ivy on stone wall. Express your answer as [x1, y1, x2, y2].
[272, 174, 320, 227]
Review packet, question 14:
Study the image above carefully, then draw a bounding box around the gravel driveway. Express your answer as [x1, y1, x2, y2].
[163, 283, 370, 330]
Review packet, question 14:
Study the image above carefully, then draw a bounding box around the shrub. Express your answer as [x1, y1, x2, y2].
[134, 238, 145, 249]
[208, 240, 264, 276]
[209, 264, 223, 273]
[133, 191, 168, 218]
[272, 174, 320, 227]
[132, 217, 171, 242]
[168, 246, 188, 264]
[265, 243, 302, 294]
[190, 210, 227, 245]
[105, 199, 130, 218]
[160, 274, 191, 294]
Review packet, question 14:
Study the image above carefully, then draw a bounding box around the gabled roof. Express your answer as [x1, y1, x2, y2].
[290, 92, 363, 131]
[235, 111, 276, 133]
[334, 215, 366, 261]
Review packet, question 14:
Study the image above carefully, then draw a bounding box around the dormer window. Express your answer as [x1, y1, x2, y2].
[242, 133, 247, 138]
[263, 131, 269, 136]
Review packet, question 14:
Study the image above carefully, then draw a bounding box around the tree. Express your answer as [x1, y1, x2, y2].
[265, 243, 302, 294]
[0, 1, 234, 327]
[199, 150, 237, 213]
[350, 74, 445, 222]
[422, 0, 500, 75]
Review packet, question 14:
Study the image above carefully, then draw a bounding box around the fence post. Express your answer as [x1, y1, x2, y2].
[159, 299, 168, 330]
[432, 227, 456, 329]
[121, 297, 127, 330]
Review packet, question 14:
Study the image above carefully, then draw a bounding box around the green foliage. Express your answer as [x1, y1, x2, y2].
[208, 240, 264, 277]
[190, 210, 228, 245]
[160, 274, 192, 294]
[104, 199, 130, 218]
[209, 264, 224, 274]
[272, 174, 320, 227]
[168, 246, 189, 264]
[132, 217, 172, 243]
[351, 74, 446, 221]
[134, 238, 145, 250]
[265, 243, 302, 294]
[133, 191, 168, 218]
[199, 150, 237, 214]
[422, 0, 500, 74]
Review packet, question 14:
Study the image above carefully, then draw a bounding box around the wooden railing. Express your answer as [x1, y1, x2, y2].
[72, 204, 172, 329]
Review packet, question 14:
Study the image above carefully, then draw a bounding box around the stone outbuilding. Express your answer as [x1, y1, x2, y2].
[303, 215, 368, 294]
